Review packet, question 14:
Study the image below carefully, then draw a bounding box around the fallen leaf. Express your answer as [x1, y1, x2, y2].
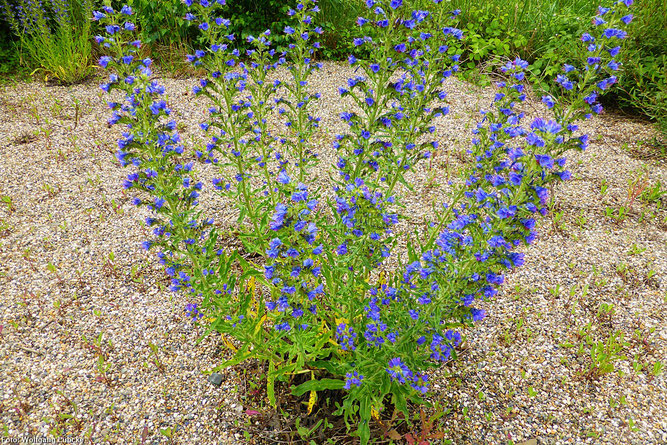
[386, 430, 402, 440]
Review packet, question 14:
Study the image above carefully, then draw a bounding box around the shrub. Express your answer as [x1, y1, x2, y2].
[95, 0, 632, 442]
[122, 0, 193, 47]
[616, 0, 667, 138]
[0, 0, 96, 84]
[0, 22, 22, 75]
[115, 0, 364, 64]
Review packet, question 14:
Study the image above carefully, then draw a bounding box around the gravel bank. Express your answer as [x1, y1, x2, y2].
[0, 62, 665, 444]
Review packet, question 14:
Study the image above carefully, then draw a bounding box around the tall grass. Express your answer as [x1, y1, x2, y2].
[0, 0, 96, 84]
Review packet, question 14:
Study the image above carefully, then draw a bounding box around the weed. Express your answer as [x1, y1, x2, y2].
[575, 210, 588, 229]
[103, 251, 120, 278]
[599, 179, 609, 196]
[46, 262, 65, 285]
[605, 205, 629, 223]
[639, 180, 666, 204]
[1, 194, 15, 212]
[650, 361, 664, 377]
[147, 342, 166, 373]
[159, 426, 176, 444]
[53, 390, 85, 433]
[628, 243, 646, 255]
[95, 355, 113, 386]
[42, 183, 61, 198]
[626, 168, 650, 209]
[551, 208, 566, 233]
[576, 328, 629, 380]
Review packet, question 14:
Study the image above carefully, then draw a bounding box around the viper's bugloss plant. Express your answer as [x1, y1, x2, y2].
[97, 0, 633, 443]
[0, 0, 95, 83]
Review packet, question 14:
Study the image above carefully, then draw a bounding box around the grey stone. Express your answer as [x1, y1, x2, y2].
[208, 372, 223, 386]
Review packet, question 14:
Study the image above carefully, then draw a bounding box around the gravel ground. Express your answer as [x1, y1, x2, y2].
[0, 61, 665, 444]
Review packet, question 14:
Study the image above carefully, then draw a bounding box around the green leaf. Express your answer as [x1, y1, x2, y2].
[213, 344, 252, 370]
[267, 360, 277, 407]
[310, 360, 342, 375]
[392, 389, 408, 418]
[358, 396, 371, 445]
[291, 378, 344, 397]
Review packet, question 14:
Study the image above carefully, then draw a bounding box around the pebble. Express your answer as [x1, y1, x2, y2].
[208, 372, 224, 386]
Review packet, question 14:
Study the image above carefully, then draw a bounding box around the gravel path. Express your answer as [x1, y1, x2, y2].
[0, 62, 665, 444]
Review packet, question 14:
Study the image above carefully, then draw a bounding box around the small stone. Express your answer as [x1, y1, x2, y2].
[208, 372, 223, 386]
[518, 440, 537, 445]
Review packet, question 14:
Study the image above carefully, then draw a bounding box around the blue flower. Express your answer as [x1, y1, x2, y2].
[99, 56, 112, 68]
[542, 96, 555, 109]
[471, 308, 486, 321]
[344, 371, 364, 389]
[555, 74, 574, 90]
[386, 358, 412, 384]
[608, 46, 621, 57]
[581, 33, 595, 42]
[275, 322, 291, 331]
[410, 373, 429, 394]
[277, 171, 291, 184]
[185, 303, 203, 320]
[535, 154, 554, 169]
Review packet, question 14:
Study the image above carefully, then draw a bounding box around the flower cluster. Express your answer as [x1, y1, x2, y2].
[0, 0, 87, 35]
[277, 0, 323, 181]
[94, 4, 221, 320]
[262, 173, 324, 334]
[333, 179, 398, 266]
[335, 1, 462, 193]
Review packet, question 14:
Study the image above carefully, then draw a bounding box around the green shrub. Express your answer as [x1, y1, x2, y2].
[617, 0, 667, 138]
[0, 23, 22, 76]
[125, 0, 194, 47]
[317, 0, 364, 59]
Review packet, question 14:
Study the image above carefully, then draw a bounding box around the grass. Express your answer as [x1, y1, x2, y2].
[448, 0, 595, 56]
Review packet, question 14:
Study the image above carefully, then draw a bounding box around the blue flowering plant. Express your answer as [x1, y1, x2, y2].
[0, 0, 95, 83]
[544, 4, 633, 123]
[276, 1, 324, 181]
[96, 0, 632, 442]
[94, 3, 217, 316]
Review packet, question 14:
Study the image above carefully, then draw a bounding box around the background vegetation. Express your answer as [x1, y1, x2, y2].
[0, 0, 665, 138]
